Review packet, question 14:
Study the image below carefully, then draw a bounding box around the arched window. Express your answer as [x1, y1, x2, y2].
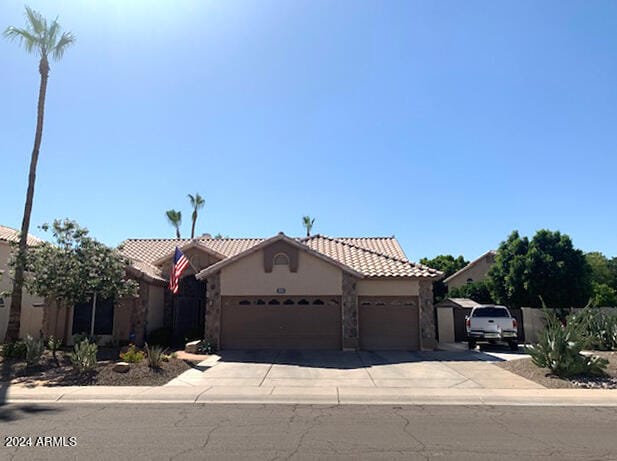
[312, 299, 324, 305]
[256, 299, 265, 305]
[239, 300, 251, 305]
[298, 299, 309, 305]
[268, 299, 281, 305]
[283, 299, 294, 305]
[273, 253, 290, 266]
[466, 278, 474, 284]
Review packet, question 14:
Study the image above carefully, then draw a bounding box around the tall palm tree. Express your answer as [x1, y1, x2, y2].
[4, 7, 75, 342]
[165, 210, 182, 239]
[302, 216, 315, 237]
[187, 193, 205, 239]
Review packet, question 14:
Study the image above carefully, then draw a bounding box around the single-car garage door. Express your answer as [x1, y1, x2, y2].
[359, 297, 419, 350]
[221, 296, 342, 350]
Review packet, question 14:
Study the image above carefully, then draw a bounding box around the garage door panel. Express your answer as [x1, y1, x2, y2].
[221, 297, 341, 350]
[359, 297, 419, 351]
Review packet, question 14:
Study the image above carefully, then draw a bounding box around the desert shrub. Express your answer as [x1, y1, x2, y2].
[147, 327, 171, 347]
[47, 335, 62, 366]
[23, 335, 45, 367]
[71, 340, 98, 373]
[145, 343, 165, 369]
[1, 341, 27, 359]
[584, 311, 617, 351]
[119, 344, 144, 363]
[527, 307, 608, 378]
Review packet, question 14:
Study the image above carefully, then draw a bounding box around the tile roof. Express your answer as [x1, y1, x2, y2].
[302, 235, 441, 278]
[0, 225, 44, 246]
[443, 250, 496, 284]
[120, 234, 442, 280]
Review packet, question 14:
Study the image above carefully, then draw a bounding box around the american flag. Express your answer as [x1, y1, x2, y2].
[169, 247, 189, 294]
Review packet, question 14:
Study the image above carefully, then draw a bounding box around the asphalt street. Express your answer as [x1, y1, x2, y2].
[1, 403, 616, 460]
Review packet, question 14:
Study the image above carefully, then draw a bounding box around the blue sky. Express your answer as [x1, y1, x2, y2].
[2, 0, 616, 261]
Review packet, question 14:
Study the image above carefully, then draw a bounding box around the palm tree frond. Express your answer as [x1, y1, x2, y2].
[24, 6, 46, 37]
[51, 31, 75, 60]
[3, 26, 40, 54]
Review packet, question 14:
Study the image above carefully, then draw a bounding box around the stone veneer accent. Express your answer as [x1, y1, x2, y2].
[418, 279, 436, 350]
[205, 271, 222, 348]
[129, 281, 148, 344]
[341, 272, 359, 350]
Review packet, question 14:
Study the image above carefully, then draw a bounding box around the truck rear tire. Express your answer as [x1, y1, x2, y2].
[508, 341, 518, 351]
[468, 340, 476, 350]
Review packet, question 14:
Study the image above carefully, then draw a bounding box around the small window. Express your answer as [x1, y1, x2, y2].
[239, 300, 251, 305]
[255, 299, 265, 305]
[466, 278, 474, 284]
[0, 298, 4, 308]
[283, 299, 294, 305]
[298, 299, 309, 305]
[268, 299, 280, 305]
[273, 253, 289, 266]
[312, 299, 324, 305]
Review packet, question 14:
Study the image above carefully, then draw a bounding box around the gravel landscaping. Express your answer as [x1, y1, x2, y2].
[496, 351, 617, 389]
[0, 349, 199, 387]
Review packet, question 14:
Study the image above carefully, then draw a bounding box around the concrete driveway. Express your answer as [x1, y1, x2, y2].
[167, 350, 542, 390]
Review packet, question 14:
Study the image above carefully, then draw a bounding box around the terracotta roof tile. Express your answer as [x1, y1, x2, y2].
[0, 225, 43, 246]
[120, 235, 442, 280]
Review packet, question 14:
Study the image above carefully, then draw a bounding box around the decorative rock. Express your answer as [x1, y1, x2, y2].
[112, 362, 130, 373]
[185, 340, 202, 354]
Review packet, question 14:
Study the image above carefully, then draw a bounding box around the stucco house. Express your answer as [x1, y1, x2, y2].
[42, 232, 442, 351]
[0, 225, 45, 340]
[443, 250, 496, 290]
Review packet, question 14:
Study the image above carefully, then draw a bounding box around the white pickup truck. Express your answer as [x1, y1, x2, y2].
[465, 305, 518, 351]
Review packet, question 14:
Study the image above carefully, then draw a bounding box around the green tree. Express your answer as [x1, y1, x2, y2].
[187, 193, 205, 239]
[489, 230, 591, 308]
[165, 210, 182, 239]
[591, 283, 617, 307]
[448, 280, 495, 304]
[13, 219, 138, 341]
[419, 254, 468, 303]
[302, 216, 315, 237]
[4, 7, 75, 342]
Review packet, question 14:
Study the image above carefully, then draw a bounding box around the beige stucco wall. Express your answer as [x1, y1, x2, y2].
[437, 306, 455, 343]
[146, 284, 165, 333]
[221, 250, 342, 296]
[446, 254, 495, 290]
[0, 242, 45, 340]
[356, 279, 419, 296]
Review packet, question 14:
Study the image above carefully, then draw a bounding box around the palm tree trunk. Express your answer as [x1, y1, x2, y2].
[191, 212, 197, 239]
[175, 227, 181, 239]
[5, 56, 49, 342]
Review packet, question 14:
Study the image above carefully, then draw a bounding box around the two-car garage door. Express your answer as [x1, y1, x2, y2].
[221, 296, 342, 350]
[220, 296, 419, 350]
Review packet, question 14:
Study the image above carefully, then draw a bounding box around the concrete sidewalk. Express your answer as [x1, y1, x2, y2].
[4, 385, 617, 406]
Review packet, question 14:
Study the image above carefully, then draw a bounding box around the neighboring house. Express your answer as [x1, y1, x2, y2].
[0, 225, 45, 340]
[443, 250, 496, 290]
[43, 232, 443, 350]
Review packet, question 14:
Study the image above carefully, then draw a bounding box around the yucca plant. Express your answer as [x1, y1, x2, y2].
[70, 339, 98, 373]
[145, 343, 165, 369]
[585, 311, 617, 351]
[23, 334, 45, 367]
[527, 306, 608, 378]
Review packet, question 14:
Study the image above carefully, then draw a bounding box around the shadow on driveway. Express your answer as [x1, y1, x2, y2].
[214, 348, 510, 369]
